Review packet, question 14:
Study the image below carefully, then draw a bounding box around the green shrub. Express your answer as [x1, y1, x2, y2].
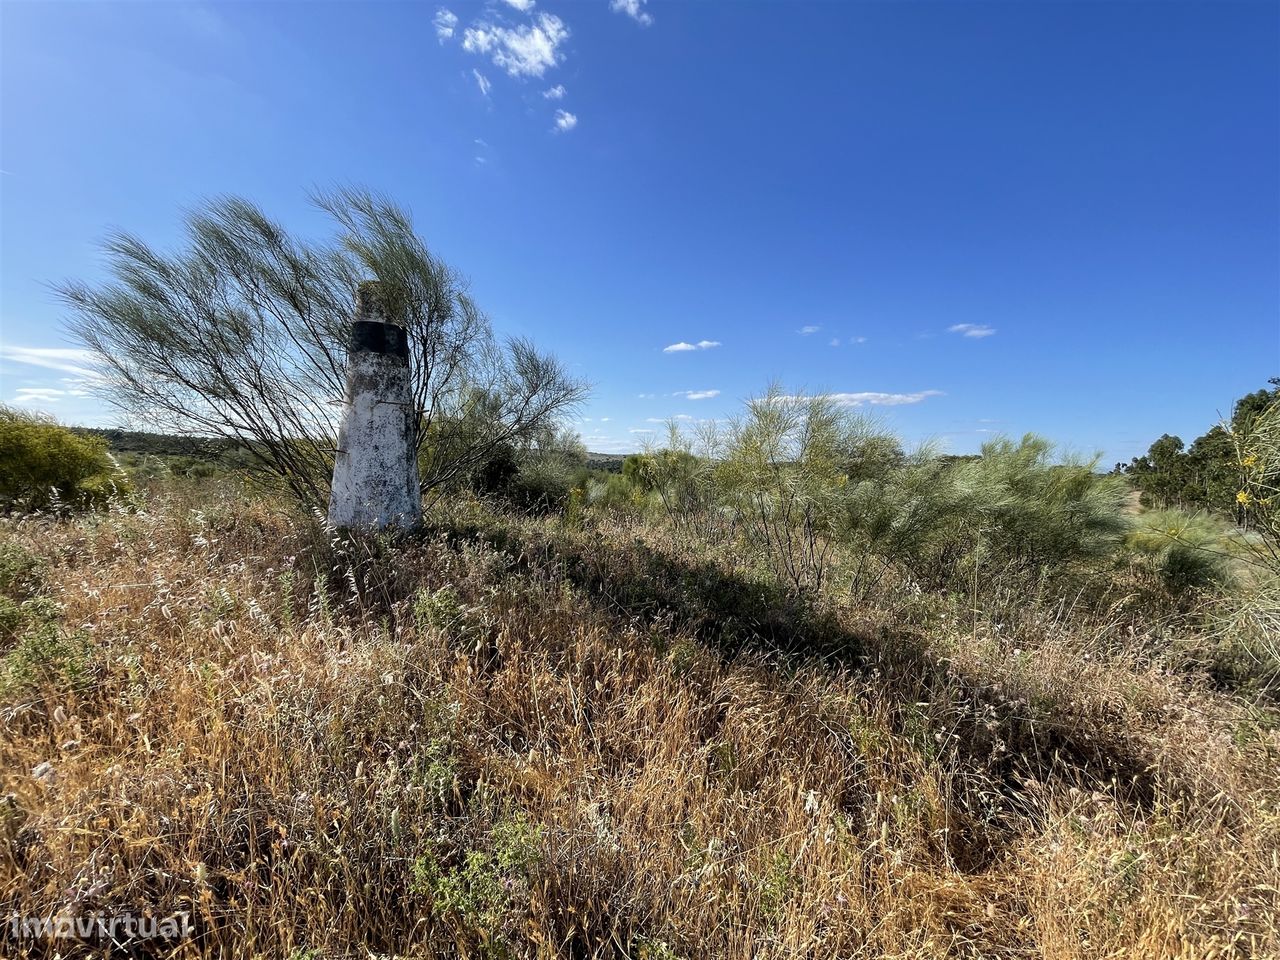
[506, 456, 578, 512]
[0, 543, 90, 697]
[586, 472, 647, 513]
[1126, 509, 1232, 594]
[0, 541, 48, 645]
[411, 812, 542, 944]
[950, 435, 1131, 574]
[715, 388, 884, 591]
[0, 617, 93, 699]
[0, 406, 128, 510]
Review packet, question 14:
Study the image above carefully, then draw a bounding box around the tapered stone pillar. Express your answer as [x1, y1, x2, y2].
[327, 282, 422, 530]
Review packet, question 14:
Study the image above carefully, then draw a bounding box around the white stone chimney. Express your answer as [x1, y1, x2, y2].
[327, 282, 422, 530]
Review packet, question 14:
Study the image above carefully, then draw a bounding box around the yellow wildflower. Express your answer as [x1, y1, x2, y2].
[1237, 490, 1252, 505]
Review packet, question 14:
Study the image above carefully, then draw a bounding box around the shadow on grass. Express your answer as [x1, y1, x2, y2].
[430, 516, 1162, 833]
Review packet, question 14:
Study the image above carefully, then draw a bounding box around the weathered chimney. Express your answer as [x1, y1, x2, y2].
[327, 281, 422, 530]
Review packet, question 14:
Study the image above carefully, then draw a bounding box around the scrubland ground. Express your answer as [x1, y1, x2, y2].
[1, 482, 1278, 959]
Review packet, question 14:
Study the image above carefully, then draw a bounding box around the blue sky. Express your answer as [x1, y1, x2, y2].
[2, 0, 1277, 460]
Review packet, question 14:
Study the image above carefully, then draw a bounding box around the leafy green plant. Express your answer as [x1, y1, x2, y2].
[411, 812, 542, 947]
[0, 406, 128, 511]
[414, 586, 466, 634]
[0, 613, 92, 699]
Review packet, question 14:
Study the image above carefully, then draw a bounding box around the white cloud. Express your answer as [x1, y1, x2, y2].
[610, 0, 653, 26]
[58, 378, 93, 398]
[543, 84, 566, 99]
[852, 336, 867, 344]
[553, 109, 578, 132]
[948, 323, 996, 339]
[637, 393, 657, 399]
[0, 345, 101, 379]
[646, 414, 695, 423]
[629, 428, 655, 434]
[829, 338, 840, 347]
[473, 69, 492, 97]
[798, 325, 820, 335]
[600, 417, 610, 422]
[502, 0, 535, 10]
[434, 7, 458, 39]
[463, 12, 569, 78]
[674, 389, 720, 400]
[662, 339, 720, 352]
[13, 388, 65, 402]
[821, 390, 944, 407]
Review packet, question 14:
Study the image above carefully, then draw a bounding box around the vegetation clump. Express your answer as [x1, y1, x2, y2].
[0, 406, 128, 511]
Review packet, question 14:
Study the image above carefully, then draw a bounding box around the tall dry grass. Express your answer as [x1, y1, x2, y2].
[0, 482, 1277, 958]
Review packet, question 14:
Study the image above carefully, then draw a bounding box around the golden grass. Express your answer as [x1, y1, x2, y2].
[1, 483, 1277, 958]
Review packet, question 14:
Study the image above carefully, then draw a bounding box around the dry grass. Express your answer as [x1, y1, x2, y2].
[1, 482, 1277, 958]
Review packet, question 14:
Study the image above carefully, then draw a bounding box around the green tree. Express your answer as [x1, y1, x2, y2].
[1129, 434, 1190, 508]
[62, 188, 586, 509]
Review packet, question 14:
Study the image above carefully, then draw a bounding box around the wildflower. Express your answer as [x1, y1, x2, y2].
[1236, 490, 1251, 505]
[1241, 453, 1258, 467]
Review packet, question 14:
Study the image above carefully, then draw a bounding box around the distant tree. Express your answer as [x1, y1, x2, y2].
[61, 188, 587, 509]
[1129, 434, 1190, 508]
[1231, 382, 1280, 433]
[1186, 425, 1239, 518]
[1127, 381, 1280, 521]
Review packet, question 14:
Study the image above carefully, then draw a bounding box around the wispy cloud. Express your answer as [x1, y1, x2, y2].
[12, 387, 65, 403]
[434, 7, 458, 39]
[0, 345, 101, 379]
[473, 69, 492, 97]
[610, 0, 653, 26]
[553, 109, 578, 132]
[543, 84, 566, 99]
[829, 338, 840, 347]
[673, 389, 720, 400]
[782, 390, 944, 407]
[662, 339, 720, 353]
[463, 12, 569, 78]
[948, 323, 996, 339]
[501, 0, 535, 10]
[637, 393, 657, 399]
[798, 325, 820, 335]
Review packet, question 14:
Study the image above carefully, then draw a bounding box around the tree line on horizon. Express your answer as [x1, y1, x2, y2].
[1118, 379, 1279, 524]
